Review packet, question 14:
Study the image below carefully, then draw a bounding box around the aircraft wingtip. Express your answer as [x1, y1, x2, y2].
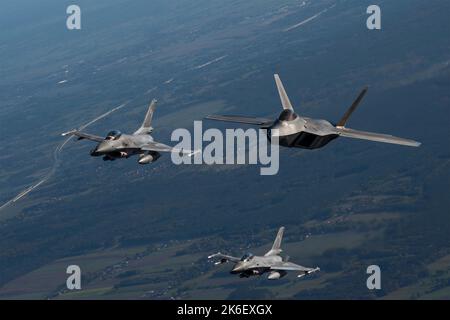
[62, 129, 77, 136]
[188, 150, 201, 157]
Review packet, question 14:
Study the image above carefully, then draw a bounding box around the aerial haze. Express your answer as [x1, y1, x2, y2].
[0, 0, 449, 299]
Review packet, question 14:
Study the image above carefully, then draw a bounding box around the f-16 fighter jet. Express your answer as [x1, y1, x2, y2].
[208, 227, 320, 280]
[62, 99, 196, 164]
[206, 74, 421, 149]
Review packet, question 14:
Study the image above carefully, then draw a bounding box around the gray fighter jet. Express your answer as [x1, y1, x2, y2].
[206, 74, 421, 149]
[208, 227, 320, 280]
[62, 99, 196, 164]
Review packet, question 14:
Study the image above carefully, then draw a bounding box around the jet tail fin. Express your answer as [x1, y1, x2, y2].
[336, 86, 368, 128]
[134, 99, 157, 135]
[264, 226, 285, 256]
[274, 74, 294, 111]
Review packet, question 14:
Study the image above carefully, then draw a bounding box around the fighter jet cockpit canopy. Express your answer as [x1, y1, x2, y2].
[105, 130, 122, 140]
[241, 253, 254, 262]
[278, 109, 298, 121]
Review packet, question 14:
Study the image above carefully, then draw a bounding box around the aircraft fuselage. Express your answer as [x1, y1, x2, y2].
[89, 133, 158, 162]
[230, 255, 283, 278]
[268, 116, 339, 149]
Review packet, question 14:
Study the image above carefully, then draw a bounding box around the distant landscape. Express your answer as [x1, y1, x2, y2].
[0, 0, 449, 299]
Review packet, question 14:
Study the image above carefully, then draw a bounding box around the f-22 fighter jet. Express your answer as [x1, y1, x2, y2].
[62, 99, 196, 164]
[208, 227, 320, 280]
[206, 74, 421, 149]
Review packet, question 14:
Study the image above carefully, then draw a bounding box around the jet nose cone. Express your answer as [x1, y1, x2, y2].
[267, 122, 282, 137]
[278, 109, 298, 121]
[95, 142, 114, 154]
[90, 147, 100, 156]
[231, 263, 244, 274]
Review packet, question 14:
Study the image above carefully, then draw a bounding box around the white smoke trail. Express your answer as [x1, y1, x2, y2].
[0, 102, 129, 212]
[283, 4, 336, 32]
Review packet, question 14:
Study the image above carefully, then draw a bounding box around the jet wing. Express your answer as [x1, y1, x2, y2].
[205, 115, 273, 126]
[208, 252, 241, 263]
[336, 127, 421, 147]
[141, 141, 198, 156]
[62, 130, 104, 142]
[270, 261, 317, 272]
